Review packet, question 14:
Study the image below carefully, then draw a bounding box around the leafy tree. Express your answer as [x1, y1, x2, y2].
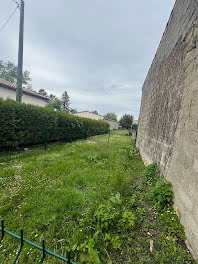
[38, 88, 48, 97]
[46, 98, 62, 111]
[46, 93, 62, 111]
[70, 108, 77, 114]
[119, 114, 133, 130]
[0, 60, 32, 90]
[61, 91, 70, 113]
[49, 94, 57, 101]
[92, 110, 98, 115]
[104, 112, 117, 121]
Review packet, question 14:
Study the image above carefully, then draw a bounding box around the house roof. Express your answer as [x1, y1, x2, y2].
[0, 78, 49, 101]
[74, 111, 119, 123]
[73, 111, 104, 118]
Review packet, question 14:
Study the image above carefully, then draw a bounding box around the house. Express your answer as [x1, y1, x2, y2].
[0, 78, 49, 107]
[73, 111, 104, 121]
[73, 111, 119, 130]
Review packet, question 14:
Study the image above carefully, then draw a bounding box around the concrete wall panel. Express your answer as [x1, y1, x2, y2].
[137, 0, 198, 258]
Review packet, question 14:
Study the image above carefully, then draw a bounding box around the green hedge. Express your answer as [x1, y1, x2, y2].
[0, 98, 109, 150]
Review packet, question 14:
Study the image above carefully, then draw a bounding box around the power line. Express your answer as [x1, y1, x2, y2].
[11, 0, 20, 5]
[0, 5, 19, 33]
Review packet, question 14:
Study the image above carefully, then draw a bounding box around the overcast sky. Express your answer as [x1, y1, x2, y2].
[0, 0, 175, 119]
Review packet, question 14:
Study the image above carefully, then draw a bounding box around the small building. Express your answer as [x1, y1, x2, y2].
[0, 78, 48, 107]
[73, 111, 104, 121]
[103, 118, 119, 130]
[73, 111, 119, 130]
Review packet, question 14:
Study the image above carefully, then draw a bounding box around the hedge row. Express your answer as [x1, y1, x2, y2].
[0, 98, 109, 150]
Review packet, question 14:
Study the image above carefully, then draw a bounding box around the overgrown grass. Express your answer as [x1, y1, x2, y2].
[0, 131, 196, 263]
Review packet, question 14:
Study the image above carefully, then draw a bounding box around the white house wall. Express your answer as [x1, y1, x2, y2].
[0, 86, 47, 107]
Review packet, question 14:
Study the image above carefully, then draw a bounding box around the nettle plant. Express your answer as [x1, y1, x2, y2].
[122, 145, 140, 160]
[149, 178, 174, 210]
[143, 163, 159, 183]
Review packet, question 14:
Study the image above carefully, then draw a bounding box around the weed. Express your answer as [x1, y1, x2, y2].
[149, 178, 174, 210]
[122, 145, 140, 160]
[144, 162, 159, 183]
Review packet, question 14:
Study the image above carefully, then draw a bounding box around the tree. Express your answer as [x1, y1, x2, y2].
[0, 60, 32, 90]
[46, 98, 62, 111]
[61, 91, 70, 113]
[104, 112, 117, 121]
[49, 94, 57, 101]
[70, 108, 77, 114]
[119, 114, 133, 130]
[92, 110, 98, 115]
[38, 88, 48, 97]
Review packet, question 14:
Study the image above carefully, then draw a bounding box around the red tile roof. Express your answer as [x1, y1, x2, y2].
[0, 78, 49, 101]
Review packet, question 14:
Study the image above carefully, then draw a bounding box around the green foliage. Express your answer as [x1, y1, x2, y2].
[94, 203, 120, 231]
[104, 234, 121, 250]
[38, 88, 48, 97]
[119, 114, 133, 129]
[0, 131, 195, 263]
[130, 194, 138, 207]
[104, 112, 117, 121]
[0, 60, 32, 90]
[123, 145, 140, 160]
[158, 209, 186, 240]
[0, 98, 109, 150]
[46, 98, 62, 111]
[149, 179, 174, 210]
[110, 192, 122, 205]
[120, 211, 135, 230]
[154, 233, 195, 264]
[70, 108, 78, 114]
[144, 163, 159, 182]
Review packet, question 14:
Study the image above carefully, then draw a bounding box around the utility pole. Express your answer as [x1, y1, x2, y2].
[16, 0, 24, 102]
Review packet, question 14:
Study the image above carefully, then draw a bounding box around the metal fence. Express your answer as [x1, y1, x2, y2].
[0, 220, 77, 264]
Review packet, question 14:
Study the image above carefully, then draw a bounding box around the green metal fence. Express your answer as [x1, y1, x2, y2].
[0, 220, 77, 264]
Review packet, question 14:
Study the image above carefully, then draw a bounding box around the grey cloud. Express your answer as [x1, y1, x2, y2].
[0, 0, 175, 119]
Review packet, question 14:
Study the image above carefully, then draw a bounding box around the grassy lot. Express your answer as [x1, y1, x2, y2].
[0, 130, 196, 263]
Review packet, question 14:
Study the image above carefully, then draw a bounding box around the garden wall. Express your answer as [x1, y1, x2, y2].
[136, 0, 198, 258]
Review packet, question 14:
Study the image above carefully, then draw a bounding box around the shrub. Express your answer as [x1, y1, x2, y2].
[144, 163, 159, 182]
[149, 179, 174, 210]
[94, 204, 120, 231]
[0, 98, 109, 150]
[123, 145, 139, 160]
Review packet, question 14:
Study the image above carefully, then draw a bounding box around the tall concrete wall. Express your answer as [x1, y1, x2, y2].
[137, 0, 198, 258]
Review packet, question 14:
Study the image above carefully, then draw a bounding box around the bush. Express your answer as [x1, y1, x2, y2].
[149, 179, 174, 210]
[144, 163, 159, 182]
[0, 98, 109, 150]
[123, 145, 140, 160]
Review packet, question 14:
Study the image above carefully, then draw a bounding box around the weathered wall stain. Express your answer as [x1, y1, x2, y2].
[137, 0, 198, 258]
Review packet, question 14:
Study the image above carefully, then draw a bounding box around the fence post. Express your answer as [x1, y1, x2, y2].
[40, 239, 46, 264]
[13, 229, 24, 264]
[44, 127, 48, 150]
[67, 249, 71, 264]
[0, 219, 4, 243]
[134, 129, 138, 145]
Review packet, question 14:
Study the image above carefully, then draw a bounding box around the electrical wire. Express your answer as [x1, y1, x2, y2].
[11, 0, 20, 5]
[0, 5, 19, 33]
